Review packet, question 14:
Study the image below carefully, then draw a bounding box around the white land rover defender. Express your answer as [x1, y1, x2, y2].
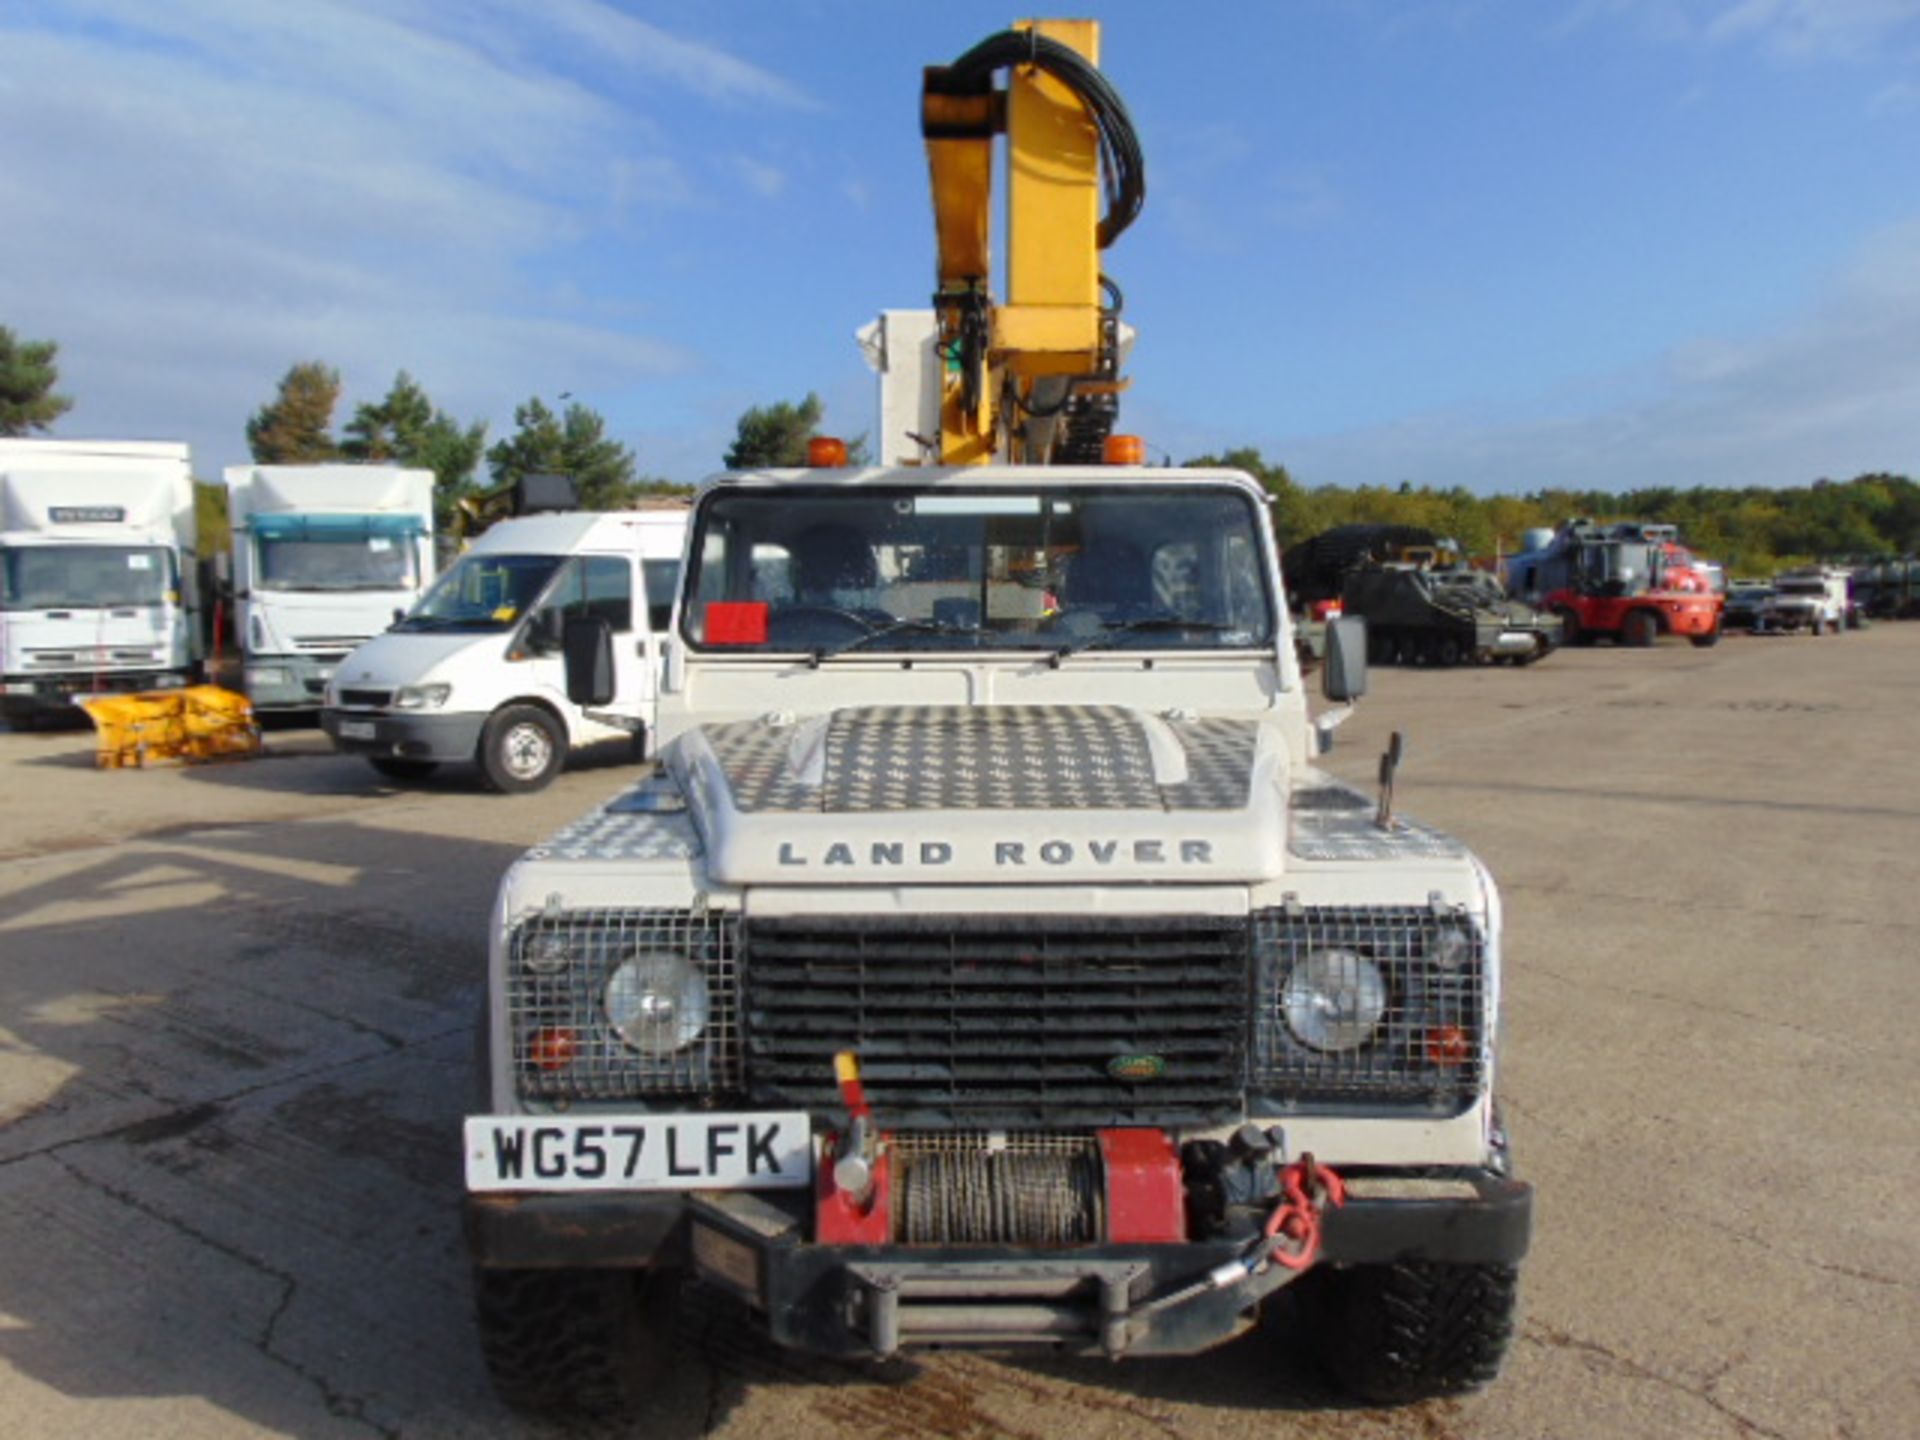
[463, 464, 1531, 1413]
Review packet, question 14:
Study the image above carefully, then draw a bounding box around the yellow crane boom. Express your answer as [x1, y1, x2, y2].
[920, 20, 1144, 465]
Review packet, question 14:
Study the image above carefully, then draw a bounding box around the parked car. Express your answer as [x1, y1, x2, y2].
[1721, 580, 1777, 632]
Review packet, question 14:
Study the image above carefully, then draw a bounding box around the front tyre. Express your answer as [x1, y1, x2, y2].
[1302, 1260, 1519, 1405]
[472, 1267, 678, 1416]
[479, 704, 564, 793]
[1689, 625, 1721, 649]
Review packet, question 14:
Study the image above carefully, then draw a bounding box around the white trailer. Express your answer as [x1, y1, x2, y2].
[1, 440, 199, 726]
[225, 465, 436, 710]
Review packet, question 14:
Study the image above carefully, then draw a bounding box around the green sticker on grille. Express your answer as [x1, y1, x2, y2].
[1107, 1053, 1167, 1081]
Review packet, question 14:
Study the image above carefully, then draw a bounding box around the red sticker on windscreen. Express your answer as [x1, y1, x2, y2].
[706, 601, 769, 645]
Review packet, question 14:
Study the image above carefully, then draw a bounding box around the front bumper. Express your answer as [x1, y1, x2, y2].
[3, 669, 188, 719]
[244, 654, 343, 711]
[465, 1168, 1532, 1359]
[321, 706, 485, 762]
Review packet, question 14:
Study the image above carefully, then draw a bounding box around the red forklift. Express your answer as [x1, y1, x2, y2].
[1504, 520, 1722, 648]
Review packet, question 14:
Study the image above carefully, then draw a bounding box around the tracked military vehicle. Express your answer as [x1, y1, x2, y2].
[1344, 562, 1560, 667]
[1284, 525, 1558, 667]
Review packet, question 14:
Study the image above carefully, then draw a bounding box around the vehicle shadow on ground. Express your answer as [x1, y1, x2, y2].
[666, 1282, 1414, 1437]
[0, 817, 538, 1437]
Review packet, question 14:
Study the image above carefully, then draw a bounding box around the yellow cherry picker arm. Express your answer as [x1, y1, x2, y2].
[920, 19, 1145, 465]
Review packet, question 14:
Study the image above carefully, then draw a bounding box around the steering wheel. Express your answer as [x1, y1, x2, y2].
[766, 604, 882, 645]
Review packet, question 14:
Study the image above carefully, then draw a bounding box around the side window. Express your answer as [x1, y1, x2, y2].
[582, 556, 633, 631]
[531, 557, 583, 621]
[642, 559, 677, 633]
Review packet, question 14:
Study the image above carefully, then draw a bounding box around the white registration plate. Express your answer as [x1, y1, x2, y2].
[464, 1112, 812, 1193]
[337, 719, 376, 740]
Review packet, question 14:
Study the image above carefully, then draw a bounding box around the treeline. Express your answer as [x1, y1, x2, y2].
[1192, 447, 1920, 575]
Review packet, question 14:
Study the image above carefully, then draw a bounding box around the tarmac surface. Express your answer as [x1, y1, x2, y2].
[1, 625, 1915, 1439]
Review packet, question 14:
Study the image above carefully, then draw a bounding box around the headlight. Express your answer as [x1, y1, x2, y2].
[246, 666, 289, 686]
[393, 682, 452, 710]
[1282, 947, 1388, 1052]
[604, 952, 708, 1057]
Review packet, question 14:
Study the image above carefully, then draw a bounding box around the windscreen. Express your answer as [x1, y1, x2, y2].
[256, 534, 418, 591]
[2, 545, 175, 610]
[394, 553, 561, 632]
[682, 485, 1274, 655]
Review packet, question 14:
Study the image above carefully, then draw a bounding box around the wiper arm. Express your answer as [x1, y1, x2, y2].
[1052, 615, 1236, 663]
[810, 617, 986, 664]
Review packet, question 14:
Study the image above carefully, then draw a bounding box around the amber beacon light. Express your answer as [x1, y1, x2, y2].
[807, 436, 850, 467]
[1103, 434, 1146, 466]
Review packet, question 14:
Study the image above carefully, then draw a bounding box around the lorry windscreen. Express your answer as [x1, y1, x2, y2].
[1, 545, 174, 610]
[256, 534, 418, 592]
[394, 553, 561, 632]
[683, 484, 1274, 655]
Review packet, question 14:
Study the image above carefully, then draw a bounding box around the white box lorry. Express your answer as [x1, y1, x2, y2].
[1, 439, 200, 727]
[224, 465, 437, 711]
[321, 508, 687, 790]
[463, 463, 1530, 1412]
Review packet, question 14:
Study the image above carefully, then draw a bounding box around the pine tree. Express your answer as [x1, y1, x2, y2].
[246, 362, 341, 463]
[0, 325, 75, 436]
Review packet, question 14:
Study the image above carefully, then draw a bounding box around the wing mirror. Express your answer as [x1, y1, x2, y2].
[1321, 615, 1368, 702]
[563, 615, 616, 706]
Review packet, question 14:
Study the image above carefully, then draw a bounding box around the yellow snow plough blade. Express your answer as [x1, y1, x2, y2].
[79, 685, 262, 769]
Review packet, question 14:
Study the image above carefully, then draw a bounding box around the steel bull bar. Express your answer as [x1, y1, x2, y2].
[469, 1169, 1531, 1359]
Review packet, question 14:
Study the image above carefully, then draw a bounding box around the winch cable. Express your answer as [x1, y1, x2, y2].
[941, 29, 1146, 250]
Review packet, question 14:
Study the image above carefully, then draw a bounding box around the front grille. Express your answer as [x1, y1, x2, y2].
[745, 915, 1249, 1129]
[1251, 906, 1485, 1113]
[293, 635, 369, 651]
[507, 908, 741, 1100]
[338, 687, 389, 708]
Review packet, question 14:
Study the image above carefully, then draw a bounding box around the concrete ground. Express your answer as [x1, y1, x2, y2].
[0, 625, 1914, 1439]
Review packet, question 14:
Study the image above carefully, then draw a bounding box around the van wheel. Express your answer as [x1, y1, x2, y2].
[369, 757, 439, 782]
[479, 704, 564, 793]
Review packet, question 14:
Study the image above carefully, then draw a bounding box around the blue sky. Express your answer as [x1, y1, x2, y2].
[4, 0, 1918, 493]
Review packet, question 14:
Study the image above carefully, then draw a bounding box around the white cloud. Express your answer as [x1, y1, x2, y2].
[731, 156, 789, 200]
[1270, 219, 1920, 491]
[1563, 0, 1920, 59]
[1705, 0, 1920, 60]
[0, 2, 804, 475]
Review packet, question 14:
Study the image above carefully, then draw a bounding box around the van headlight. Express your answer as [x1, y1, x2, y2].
[393, 682, 452, 710]
[1282, 948, 1388, 1052]
[604, 952, 709, 1057]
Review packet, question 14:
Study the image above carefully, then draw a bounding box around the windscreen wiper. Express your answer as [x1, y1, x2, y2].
[1051, 615, 1237, 663]
[810, 617, 987, 665]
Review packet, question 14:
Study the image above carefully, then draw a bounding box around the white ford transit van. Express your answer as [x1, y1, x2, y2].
[321, 508, 686, 791]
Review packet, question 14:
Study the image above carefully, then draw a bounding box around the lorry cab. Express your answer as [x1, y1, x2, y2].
[321, 508, 687, 791]
[1, 440, 200, 726]
[224, 465, 437, 711]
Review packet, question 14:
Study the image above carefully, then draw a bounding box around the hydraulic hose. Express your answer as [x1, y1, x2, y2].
[943, 29, 1146, 249]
